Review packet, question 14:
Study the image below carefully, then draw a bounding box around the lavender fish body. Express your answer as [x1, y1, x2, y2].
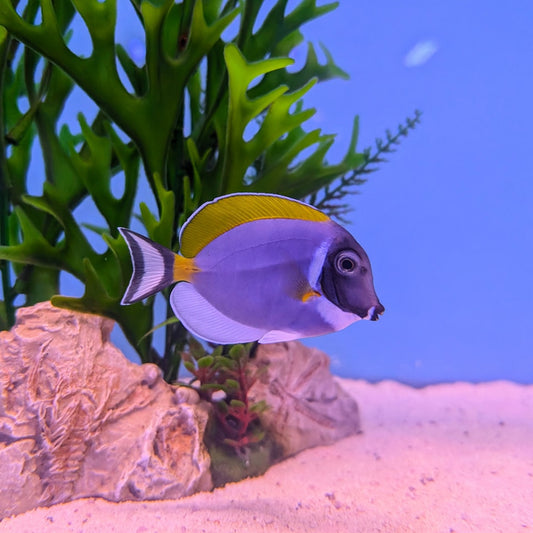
[120, 193, 384, 344]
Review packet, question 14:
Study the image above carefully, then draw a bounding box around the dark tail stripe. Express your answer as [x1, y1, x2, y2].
[120, 228, 176, 304]
[126, 231, 146, 301]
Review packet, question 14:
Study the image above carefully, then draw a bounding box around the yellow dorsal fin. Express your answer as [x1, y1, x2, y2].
[179, 193, 330, 257]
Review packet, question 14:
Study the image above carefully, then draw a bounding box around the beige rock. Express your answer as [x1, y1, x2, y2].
[250, 341, 361, 457]
[0, 302, 212, 519]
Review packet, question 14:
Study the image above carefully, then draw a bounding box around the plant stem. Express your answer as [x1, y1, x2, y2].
[0, 28, 15, 327]
[194, 0, 239, 155]
[313, 110, 422, 213]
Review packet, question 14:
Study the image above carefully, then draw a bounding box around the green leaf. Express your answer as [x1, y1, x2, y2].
[224, 378, 240, 390]
[216, 401, 229, 414]
[140, 172, 175, 248]
[197, 355, 215, 369]
[0, 300, 8, 331]
[228, 343, 246, 361]
[116, 43, 147, 95]
[240, 0, 339, 64]
[200, 382, 225, 391]
[183, 360, 197, 374]
[66, 115, 140, 233]
[250, 400, 268, 413]
[215, 356, 236, 369]
[21, 194, 94, 278]
[189, 336, 207, 359]
[220, 43, 294, 192]
[211, 345, 224, 358]
[0, 206, 62, 270]
[138, 316, 180, 345]
[248, 42, 349, 98]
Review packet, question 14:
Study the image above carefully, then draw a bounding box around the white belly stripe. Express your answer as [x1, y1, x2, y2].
[315, 296, 360, 331]
[308, 238, 331, 290]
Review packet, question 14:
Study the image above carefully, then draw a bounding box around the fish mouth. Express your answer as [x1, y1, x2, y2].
[365, 304, 385, 321]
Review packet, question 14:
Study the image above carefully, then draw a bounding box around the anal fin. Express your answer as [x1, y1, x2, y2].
[170, 283, 267, 344]
[259, 330, 303, 344]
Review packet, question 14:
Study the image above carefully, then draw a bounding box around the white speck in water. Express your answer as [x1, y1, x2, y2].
[404, 40, 438, 67]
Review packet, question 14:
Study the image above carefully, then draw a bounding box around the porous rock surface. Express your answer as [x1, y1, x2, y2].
[0, 302, 212, 519]
[250, 341, 361, 457]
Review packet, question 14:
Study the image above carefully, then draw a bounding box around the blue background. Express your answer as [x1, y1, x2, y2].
[15, 1, 533, 384]
[299, 1, 533, 384]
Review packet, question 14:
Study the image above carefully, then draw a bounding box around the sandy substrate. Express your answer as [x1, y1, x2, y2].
[1, 379, 532, 533]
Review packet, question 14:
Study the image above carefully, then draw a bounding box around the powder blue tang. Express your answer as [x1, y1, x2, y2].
[120, 193, 384, 344]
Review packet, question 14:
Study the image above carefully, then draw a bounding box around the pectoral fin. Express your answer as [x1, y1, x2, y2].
[293, 275, 322, 303]
[301, 288, 321, 302]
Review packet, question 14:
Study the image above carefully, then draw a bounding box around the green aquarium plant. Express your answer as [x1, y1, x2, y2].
[0, 0, 420, 384]
[182, 340, 275, 484]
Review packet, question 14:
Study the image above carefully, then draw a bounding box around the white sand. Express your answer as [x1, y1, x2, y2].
[1, 379, 532, 533]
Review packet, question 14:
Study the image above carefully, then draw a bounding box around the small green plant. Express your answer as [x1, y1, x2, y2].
[0, 0, 420, 382]
[183, 341, 266, 447]
[182, 340, 275, 485]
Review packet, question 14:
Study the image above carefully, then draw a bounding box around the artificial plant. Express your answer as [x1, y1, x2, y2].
[0, 0, 420, 383]
[182, 340, 275, 484]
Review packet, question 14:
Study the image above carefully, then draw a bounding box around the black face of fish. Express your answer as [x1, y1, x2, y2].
[320, 232, 385, 320]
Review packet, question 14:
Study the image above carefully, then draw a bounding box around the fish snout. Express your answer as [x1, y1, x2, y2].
[367, 303, 385, 321]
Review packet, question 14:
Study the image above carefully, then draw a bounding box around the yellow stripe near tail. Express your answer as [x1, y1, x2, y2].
[173, 255, 200, 282]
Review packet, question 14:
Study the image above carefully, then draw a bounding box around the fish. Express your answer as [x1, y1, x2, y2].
[119, 193, 384, 344]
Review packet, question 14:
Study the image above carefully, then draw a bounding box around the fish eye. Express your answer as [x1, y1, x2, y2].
[335, 250, 360, 274]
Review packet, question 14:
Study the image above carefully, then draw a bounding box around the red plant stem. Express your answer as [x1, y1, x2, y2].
[215, 357, 259, 446]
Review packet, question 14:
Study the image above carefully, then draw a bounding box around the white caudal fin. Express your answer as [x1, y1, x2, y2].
[119, 228, 176, 304]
